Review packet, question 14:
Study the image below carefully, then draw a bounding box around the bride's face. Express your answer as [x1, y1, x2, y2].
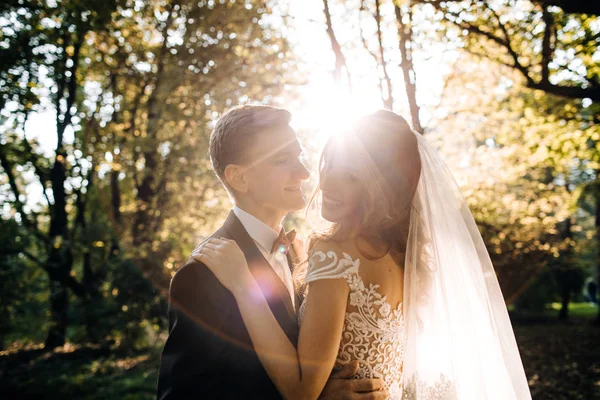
[319, 152, 363, 223]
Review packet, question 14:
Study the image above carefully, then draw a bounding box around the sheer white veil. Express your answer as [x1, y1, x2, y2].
[401, 128, 531, 399]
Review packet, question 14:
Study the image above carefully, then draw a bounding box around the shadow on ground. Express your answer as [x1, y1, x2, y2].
[0, 318, 598, 399]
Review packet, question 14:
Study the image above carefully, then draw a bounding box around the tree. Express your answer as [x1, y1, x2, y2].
[0, 0, 300, 348]
[321, 0, 424, 129]
[418, 0, 600, 319]
[322, 0, 351, 86]
[1, 0, 119, 349]
[416, 0, 600, 101]
[394, 0, 423, 132]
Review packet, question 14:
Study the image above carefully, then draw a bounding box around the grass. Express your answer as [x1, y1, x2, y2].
[0, 306, 598, 399]
[508, 302, 599, 319]
[0, 343, 159, 400]
[548, 302, 599, 318]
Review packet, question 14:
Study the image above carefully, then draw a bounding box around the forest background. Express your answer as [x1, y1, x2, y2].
[0, 0, 599, 399]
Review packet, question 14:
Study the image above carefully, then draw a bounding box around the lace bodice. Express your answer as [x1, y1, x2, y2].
[298, 250, 406, 399]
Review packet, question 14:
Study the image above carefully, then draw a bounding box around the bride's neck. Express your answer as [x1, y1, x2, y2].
[329, 229, 389, 259]
[355, 236, 389, 258]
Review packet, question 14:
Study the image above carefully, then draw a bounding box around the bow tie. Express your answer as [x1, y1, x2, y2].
[271, 228, 296, 255]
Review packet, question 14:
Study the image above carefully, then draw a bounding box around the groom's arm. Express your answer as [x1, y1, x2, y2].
[158, 261, 233, 399]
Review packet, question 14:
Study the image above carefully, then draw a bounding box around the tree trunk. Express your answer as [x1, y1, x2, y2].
[43, 25, 85, 348]
[394, 3, 423, 133]
[322, 0, 350, 87]
[74, 163, 97, 343]
[111, 168, 122, 226]
[557, 215, 574, 321]
[110, 166, 123, 259]
[374, 0, 393, 110]
[558, 279, 570, 320]
[45, 269, 69, 348]
[44, 151, 73, 349]
[595, 177, 600, 324]
[131, 10, 173, 254]
[82, 249, 101, 343]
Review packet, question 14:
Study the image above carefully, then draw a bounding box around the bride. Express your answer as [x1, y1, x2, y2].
[192, 110, 532, 399]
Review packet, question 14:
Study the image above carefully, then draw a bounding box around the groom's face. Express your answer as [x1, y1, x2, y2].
[242, 126, 310, 213]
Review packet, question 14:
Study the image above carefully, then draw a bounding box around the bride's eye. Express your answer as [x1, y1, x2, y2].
[345, 172, 358, 182]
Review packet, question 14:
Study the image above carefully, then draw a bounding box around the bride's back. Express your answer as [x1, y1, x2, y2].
[304, 238, 407, 398]
[334, 238, 404, 312]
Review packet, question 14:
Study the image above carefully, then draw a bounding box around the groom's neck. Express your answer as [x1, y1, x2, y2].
[234, 199, 286, 231]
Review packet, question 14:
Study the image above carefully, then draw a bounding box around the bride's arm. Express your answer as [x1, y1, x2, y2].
[192, 238, 350, 400]
[234, 275, 349, 400]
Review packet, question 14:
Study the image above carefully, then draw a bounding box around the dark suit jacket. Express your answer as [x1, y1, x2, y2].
[157, 211, 302, 399]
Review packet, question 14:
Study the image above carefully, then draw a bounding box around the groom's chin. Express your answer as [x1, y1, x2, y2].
[283, 192, 307, 211]
[289, 198, 307, 211]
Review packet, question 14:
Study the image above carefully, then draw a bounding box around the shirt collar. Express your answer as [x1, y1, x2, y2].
[233, 206, 282, 254]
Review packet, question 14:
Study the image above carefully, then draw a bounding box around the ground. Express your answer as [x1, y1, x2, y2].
[1, 309, 598, 399]
[515, 319, 600, 399]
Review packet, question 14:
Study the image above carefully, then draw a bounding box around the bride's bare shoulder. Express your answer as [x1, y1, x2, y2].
[308, 238, 353, 258]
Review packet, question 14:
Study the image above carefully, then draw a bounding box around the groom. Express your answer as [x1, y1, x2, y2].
[157, 105, 384, 399]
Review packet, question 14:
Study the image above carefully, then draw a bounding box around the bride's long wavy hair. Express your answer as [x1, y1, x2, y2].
[294, 111, 422, 288]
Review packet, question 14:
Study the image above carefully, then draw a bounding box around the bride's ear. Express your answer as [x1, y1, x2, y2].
[224, 164, 248, 193]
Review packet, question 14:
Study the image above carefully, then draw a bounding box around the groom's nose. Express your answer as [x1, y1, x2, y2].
[293, 160, 310, 180]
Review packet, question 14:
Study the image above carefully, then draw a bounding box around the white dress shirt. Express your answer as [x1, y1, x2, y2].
[233, 206, 296, 309]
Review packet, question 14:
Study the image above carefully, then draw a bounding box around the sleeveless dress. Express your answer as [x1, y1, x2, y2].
[298, 250, 406, 399]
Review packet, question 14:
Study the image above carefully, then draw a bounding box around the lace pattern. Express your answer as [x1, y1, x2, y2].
[299, 250, 405, 399]
[305, 250, 360, 283]
[401, 374, 456, 400]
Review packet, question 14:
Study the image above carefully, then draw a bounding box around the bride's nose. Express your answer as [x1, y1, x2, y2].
[320, 170, 338, 191]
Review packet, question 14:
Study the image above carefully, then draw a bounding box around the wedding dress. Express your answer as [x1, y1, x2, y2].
[298, 250, 407, 398]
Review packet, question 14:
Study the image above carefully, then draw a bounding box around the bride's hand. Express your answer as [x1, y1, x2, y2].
[191, 238, 254, 294]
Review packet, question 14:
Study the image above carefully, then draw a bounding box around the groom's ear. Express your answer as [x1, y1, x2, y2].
[224, 164, 248, 193]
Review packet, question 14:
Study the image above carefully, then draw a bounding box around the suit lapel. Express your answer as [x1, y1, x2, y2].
[223, 211, 298, 343]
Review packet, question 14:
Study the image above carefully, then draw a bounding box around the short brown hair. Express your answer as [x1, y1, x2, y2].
[209, 105, 292, 187]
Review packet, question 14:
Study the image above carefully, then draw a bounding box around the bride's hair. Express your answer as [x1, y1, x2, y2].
[296, 111, 421, 286]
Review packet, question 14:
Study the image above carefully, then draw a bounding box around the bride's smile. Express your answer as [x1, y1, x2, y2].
[322, 194, 344, 207]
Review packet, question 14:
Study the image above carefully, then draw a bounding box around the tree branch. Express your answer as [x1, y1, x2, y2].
[541, 6, 555, 84]
[533, 0, 600, 16]
[0, 143, 31, 228]
[60, 33, 84, 138]
[425, 2, 600, 100]
[528, 81, 600, 101]
[415, 0, 600, 16]
[20, 134, 52, 208]
[20, 249, 85, 297]
[484, 3, 534, 85]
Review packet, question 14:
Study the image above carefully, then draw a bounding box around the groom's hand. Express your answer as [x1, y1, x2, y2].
[319, 361, 387, 399]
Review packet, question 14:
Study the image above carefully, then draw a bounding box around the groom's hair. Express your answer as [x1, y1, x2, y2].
[209, 104, 292, 189]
